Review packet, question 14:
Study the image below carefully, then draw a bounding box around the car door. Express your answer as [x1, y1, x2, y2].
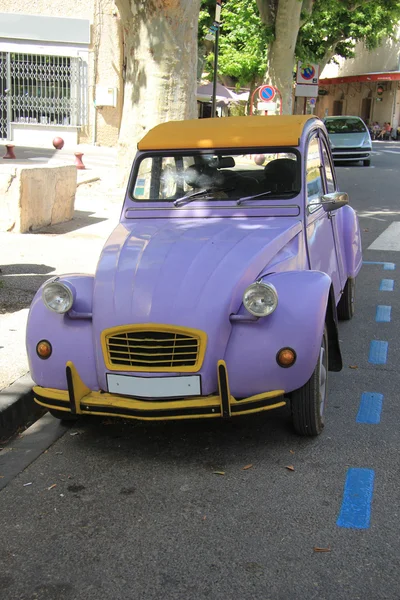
[305, 132, 342, 302]
[319, 135, 347, 291]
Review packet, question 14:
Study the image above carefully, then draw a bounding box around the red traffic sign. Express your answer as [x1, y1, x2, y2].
[259, 85, 276, 102]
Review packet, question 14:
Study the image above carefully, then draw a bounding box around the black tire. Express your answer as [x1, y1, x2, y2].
[337, 277, 355, 321]
[291, 326, 328, 436]
[363, 159, 370, 167]
[49, 409, 79, 422]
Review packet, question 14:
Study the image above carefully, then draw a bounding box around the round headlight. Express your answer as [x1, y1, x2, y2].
[243, 282, 278, 317]
[42, 281, 73, 314]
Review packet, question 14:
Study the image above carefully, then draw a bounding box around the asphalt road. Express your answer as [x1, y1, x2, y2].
[1, 142, 400, 600]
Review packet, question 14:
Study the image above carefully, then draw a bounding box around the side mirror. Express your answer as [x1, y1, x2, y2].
[321, 192, 349, 212]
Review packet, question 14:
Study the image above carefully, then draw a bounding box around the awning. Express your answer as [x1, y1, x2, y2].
[196, 82, 248, 104]
[320, 71, 400, 85]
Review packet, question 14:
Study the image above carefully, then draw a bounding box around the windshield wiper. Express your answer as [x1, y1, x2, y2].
[173, 187, 233, 207]
[236, 191, 272, 205]
[173, 189, 212, 207]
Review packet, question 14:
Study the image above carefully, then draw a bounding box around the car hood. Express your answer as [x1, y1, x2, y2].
[329, 132, 370, 147]
[92, 217, 301, 383]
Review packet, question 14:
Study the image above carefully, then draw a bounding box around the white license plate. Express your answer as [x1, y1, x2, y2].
[106, 373, 201, 399]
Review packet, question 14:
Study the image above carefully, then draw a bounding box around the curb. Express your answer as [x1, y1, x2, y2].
[0, 374, 45, 442]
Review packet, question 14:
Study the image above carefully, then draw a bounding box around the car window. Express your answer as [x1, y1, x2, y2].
[321, 142, 335, 194]
[324, 118, 366, 134]
[306, 136, 324, 211]
[131, 151, 300, 203]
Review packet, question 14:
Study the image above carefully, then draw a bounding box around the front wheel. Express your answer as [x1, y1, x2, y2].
[291, 326, 328, 436]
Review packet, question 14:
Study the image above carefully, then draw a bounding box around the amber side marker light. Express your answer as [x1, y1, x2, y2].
[276, 347, 296, 368]
[36, 340, 52, 359]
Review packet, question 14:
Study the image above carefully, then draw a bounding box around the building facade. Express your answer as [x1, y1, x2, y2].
[316, 32, 400, 132]
[0, 0, 123, 147]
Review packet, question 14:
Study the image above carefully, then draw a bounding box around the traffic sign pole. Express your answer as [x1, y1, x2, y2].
[211, 1, 222, 118]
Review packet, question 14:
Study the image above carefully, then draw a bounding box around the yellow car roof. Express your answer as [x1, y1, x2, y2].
[138, 115, 316, 151]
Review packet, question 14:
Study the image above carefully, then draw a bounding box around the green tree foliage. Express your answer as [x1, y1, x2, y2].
[199, 0, 269, 87]
[297, 0, 400, 68]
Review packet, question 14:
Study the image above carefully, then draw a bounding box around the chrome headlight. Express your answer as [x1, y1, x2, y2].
[243, 281, 278, 317]
[42, 280, 74, 314]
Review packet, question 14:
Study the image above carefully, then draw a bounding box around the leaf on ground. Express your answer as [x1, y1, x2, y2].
[289, 450, 295, 454]
[242, 464, 253, 470]
[213, 471, 225, 476]
[313, 546, 331, 553]
[363, 229, 369, 232]
[285, 465, 295, 471]
[349, 365, 358, 369]
[47, 484, 57, 490]
[70, 432, 79, 436]
[23, 482, 32, 487]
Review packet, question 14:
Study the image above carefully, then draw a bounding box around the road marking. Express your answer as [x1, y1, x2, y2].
[363, 261, 395, 270]
[369, 340, 388, 364]
[380, 279, 394, 291]
[368, 222, 400, 251]
[356, 393, 383, 424]
[376, 305, 391, 322]
[337, 468, 375, 529]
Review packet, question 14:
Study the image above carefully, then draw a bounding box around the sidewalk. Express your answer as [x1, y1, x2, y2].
[0, 148, 124, 392]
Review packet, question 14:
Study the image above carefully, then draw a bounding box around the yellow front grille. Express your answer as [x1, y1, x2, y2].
[102, 325, 207, 372]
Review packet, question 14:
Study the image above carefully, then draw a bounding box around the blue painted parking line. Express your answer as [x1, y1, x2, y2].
[363, 261, 396, 270]
[356, 393, 383, 424]
[375, 305, 391, 322]
[380, 279, 394, 291]
[369, 340, 388, 364]
[337, 468, 375, 529]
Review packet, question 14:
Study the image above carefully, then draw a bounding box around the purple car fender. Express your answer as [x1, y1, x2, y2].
[26, 275, 98, 391]
[225, 270, 335, 397]
[336, 204, 362, 278]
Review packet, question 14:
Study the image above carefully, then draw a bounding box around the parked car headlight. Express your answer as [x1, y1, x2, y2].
[42, 280, 74, 314]
[243, 282, 278, 317]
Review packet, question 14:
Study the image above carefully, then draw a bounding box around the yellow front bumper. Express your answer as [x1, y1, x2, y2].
[33, 361, 285, 422]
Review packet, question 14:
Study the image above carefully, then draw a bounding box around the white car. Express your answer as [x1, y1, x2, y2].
[323, 116, 372, 167]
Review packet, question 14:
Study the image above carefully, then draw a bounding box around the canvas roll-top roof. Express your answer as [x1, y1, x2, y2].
[138, 115, 316, 151]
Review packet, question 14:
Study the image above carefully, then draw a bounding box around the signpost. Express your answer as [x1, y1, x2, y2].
[211, 0, 223, 118]
[296, 61, 320, 114]
[250, 85, 282, 115]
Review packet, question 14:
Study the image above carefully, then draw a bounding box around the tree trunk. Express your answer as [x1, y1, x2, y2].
[266, 0, 303, 114]
[115, 0, 201, 183]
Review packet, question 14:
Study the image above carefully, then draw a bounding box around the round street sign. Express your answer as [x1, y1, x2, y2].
[309, 98, 316, 106]
[259, 85, 276, 102]
[300, 63, 316, 81]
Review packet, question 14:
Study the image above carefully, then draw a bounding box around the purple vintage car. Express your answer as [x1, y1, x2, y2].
[26, 115, 362, 436]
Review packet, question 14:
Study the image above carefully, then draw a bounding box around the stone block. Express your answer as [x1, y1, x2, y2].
[0, 164, 77, 233]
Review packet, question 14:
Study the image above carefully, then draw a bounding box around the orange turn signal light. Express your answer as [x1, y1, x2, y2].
[36, 340, 52, 359]
[276, 347, 296, 368]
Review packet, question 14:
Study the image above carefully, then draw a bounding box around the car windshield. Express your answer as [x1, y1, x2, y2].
[325, 118, 367, 134]
[130, 150, 300, 203]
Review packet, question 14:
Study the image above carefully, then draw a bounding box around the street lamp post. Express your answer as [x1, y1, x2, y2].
[211, 0, 222, 118]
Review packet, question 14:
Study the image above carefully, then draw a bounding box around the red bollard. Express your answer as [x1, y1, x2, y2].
[53, 137, 64, 150]
[3, 144, 16, 159]
[74, 152, 85, 170]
